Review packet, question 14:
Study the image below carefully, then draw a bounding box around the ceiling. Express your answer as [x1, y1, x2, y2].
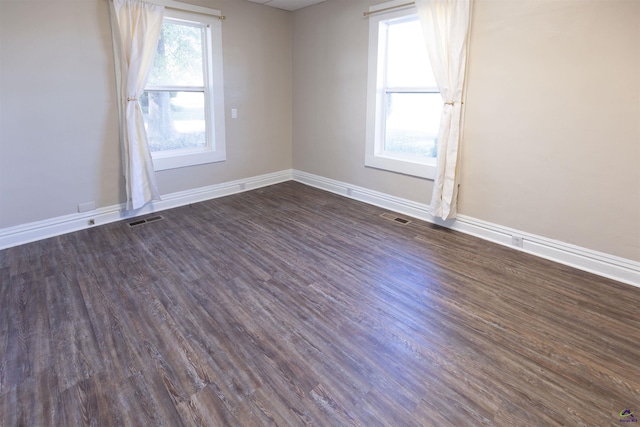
[245, 0, 326, 12]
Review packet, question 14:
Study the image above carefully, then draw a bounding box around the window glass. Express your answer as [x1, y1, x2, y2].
[142, 91, 206, 152]
[147, 20, 204, 87]
[384, 92, 441, 158]
[385, 19, 437, 89]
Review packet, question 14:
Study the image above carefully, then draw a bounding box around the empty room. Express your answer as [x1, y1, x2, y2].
[1, 0, 639, 425]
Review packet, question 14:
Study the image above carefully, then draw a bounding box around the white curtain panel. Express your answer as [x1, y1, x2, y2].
[415, 0, 471, 220]
[110, 0, 163, 210]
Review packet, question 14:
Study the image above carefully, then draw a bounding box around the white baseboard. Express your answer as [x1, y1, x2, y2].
[0, 169, 293, 250]
[3, 168, 638, 288]
[292, 170, 640, 288]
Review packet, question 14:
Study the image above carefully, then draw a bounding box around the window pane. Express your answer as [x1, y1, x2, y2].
[147, 20, 204, 87]
[384, 92, 441, 158]
[142, 91, 206, 152]
[385, 18, 437, 88]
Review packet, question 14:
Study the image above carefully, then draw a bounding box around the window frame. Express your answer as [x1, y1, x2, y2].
[146, 7, 226, 171]
[365, 1, 438, 180]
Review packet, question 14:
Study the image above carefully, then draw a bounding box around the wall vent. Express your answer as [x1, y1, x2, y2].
[128, 216, 164, 227]
[380, 212, 411, 225]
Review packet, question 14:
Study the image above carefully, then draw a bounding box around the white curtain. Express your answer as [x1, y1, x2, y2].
[110, 0, 163, 210]
[415, 0, 471, 220]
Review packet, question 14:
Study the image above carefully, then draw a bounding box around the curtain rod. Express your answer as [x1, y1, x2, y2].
[363, 2, 415, 17]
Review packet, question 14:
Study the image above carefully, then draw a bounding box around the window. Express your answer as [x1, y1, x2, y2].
[143, 7, 225, 171]
[365, 1, 440, 179]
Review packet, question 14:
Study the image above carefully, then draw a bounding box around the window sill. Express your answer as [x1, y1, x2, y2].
[365, 153, 436, 180]
[152, 149, 226, 171]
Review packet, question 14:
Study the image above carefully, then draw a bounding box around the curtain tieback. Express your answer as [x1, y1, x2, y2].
[127, 97, 138, 102]
[444, 101, 464, 106]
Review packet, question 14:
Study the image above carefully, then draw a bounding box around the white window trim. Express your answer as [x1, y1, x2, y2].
[148, 0, 223, 18]
[149, 6, 226, 171]
[365, 0, 437, 180]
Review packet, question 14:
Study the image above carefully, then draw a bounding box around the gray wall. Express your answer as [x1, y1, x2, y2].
[1, 0, 638, 263]
[292, 0, 640, 262]
[0, 0, 292, 227]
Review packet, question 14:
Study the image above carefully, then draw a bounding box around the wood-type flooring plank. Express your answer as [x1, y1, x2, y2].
[1, 181, 639, 426]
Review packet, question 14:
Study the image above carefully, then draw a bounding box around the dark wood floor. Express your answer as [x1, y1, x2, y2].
[1, 181, 639, 426]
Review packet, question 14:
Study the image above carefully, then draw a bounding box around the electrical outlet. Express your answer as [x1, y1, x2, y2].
[511, 235, 524, 248]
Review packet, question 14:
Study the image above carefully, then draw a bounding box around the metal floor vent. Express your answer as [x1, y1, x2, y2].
[128, 215, 164, 227]
[380, 212, 411, 225]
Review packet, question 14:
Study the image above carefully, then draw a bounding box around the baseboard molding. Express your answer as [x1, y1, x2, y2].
[292, 170, 640, 288]
[0, 169, 293, 250]
[3, 168, 638, 288]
